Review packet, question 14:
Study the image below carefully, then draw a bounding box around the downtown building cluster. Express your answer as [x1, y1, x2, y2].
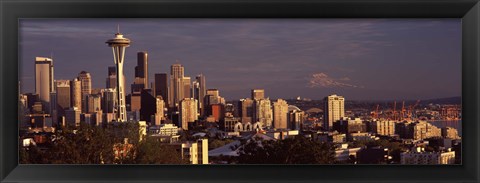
[18, 30, 462, 165]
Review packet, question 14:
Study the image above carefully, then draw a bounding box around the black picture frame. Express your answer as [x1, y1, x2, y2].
[1, 0, 479, 182]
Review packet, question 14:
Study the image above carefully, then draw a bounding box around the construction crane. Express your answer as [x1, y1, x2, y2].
[400, 101, 405, 121]
[376, 104, 380, 119]
[392, 101, 397, 121]
[371, 104, 380, 119]
[408, 100, 421, 120]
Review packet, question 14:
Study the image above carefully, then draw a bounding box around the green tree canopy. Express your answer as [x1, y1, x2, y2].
[236, 136, 335, 164]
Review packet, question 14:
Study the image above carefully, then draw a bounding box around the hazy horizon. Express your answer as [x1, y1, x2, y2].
[19, 19, 461, 101]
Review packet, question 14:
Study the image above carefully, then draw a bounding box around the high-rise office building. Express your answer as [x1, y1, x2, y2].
[130, 82, 143, 112]
[224, 103, 235, 117]
[154, 73, 169, 107]
[206, 89, 219, 98]
[130, 52, 149, 113]
[251, 89, 265, 100]
[135, 52, 148, 88]
[273, 99, 288, 129]
[210, 104, 225, 122]
[239, 98, 254, 124]
[87, 94, 102, 113]
[140, 89, 156, 122]
[91, 88, 102, 95]
[78, 71, 92, 113]
[183, 77, 191, 99]
[288, 107, 305, 130]
[131, 52, 148, 96]
[130, 95, 141, 112]
[154, 96, 165, 126]
[25, 93, 39, 113]
[179, 98, 198, 130]
[65, 107, 81, 127]
[324, 94, 345, 131]
[106, 29, 130, 122]
[70, 78, 82, 110]
[255, 98, 273, 128]
[170, 64, 185, 108]
[195, 74, 206, 116]
[55, 80, 71, 110]
[102, 88, 116, 114]
[35, 57, 54, 113]
[192, 81, 200, 114]
[49, 92, 58, 124]
[106, 66, 117, 89]
[204, 89, 226, 116]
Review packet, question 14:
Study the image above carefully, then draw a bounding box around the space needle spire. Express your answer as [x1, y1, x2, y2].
[106, 26, 130, 122]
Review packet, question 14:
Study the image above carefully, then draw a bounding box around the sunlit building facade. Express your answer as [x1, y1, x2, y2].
[324, 94, 345, 131]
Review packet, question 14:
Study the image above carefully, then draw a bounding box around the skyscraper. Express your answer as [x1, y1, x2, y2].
[288, 106, 304, 130]
[102, 88, 116, 114]
[170, 64, 185, 108]
[130, 78, 143, 113]
[183, 77, 191, 99]
[179, 98, 198, 130]
[195, 74, 206, 116]
[135, 52, 148, 88]
[255, 98, 273, 128]
[324, 94, 345, 131]
[86, 94, 102, 113]
[154, 73, 169, 107]
[206, 89, 219, 98]
[140, 89, 156, 122]
[130, 52, 148, 113]
[106, 66, 117, 89]
[154, 96, 165, 126]
[273, 99, 288, 129]
[106, 28, 130, 122]
[211, 104, 225, 122]
[70, 78, 82, 110]
[204, 89, 225, 116]
[55, 80, 71, 110]
[239, 98, 254, 124]
[35, 57, 54, 113]
[65, 107, 81, 127]
[192, 81, 200, 113]
[49, 92, 57, 124]
[78, 71, 92, 113]
[251, 89, 265, 100]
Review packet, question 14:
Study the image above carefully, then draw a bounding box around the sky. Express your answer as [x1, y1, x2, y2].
[19, 19, 461, 101]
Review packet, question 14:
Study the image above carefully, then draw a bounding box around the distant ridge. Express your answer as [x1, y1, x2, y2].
[420, 96, 461, 105]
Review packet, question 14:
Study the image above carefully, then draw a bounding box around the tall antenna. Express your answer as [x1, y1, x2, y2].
[117, 24, 120, 33]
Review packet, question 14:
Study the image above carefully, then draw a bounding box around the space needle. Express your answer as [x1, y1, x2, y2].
[106, 26, 130, 122]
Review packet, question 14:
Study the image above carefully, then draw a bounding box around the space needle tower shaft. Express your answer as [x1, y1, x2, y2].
[106, 27, 130, 122]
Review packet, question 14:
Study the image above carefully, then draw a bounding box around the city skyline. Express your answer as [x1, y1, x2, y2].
[20, 19, 461, 101]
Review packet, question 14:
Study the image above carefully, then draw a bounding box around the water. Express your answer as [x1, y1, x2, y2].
[428, 120, 462, 136]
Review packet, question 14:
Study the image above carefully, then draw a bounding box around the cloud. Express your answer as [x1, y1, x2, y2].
[20, 23, 110, 39]
[307, 73, 363, 88]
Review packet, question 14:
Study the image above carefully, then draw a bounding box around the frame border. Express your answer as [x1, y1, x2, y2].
[1, 0, 479, 182]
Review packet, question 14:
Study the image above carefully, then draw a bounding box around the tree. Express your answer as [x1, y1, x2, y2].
[46, 123, 115, 164]
[19, 122, 186, 164]
[236, 136, 335, 164]
[209, 138, 235, 150]
[134, 136, 186, 164]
